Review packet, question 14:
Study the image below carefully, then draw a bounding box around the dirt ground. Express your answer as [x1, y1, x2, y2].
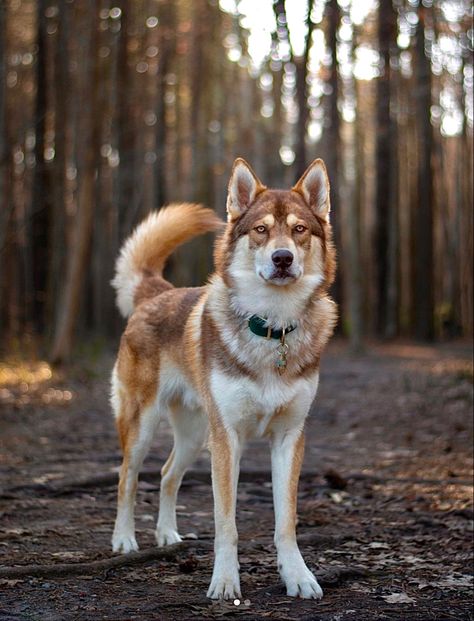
[0, 339, 473, 621]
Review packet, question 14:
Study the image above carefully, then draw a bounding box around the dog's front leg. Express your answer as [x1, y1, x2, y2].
[271, 427, 323, 599]
[207, 419, 242, 600]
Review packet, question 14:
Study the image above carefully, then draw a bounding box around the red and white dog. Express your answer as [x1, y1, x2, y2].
[110, 158, 337, 600]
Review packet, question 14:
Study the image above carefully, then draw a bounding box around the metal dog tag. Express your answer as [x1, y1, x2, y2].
[276, 328, 288, 374]
[276, 342, 289, 374]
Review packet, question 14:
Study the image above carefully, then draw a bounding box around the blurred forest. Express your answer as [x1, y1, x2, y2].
[0, 0, 472, 363]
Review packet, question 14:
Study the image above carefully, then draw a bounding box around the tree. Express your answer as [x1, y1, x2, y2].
[325, 0, 343, 321]
[375, 0, 398, 337]
[51, 1, 101, 364]
[413, 8, 434, 340]
[30, 0, 51, 333]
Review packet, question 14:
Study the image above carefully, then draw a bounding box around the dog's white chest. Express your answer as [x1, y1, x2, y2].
[209, 367, 318, 439]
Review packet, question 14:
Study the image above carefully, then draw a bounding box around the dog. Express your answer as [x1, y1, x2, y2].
[110, 158, 337, 600]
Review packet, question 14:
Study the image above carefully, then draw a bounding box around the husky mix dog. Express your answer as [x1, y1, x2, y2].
[110, 158, 337, 600]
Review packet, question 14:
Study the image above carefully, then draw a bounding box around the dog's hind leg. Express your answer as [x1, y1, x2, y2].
[111, 367, 161, 554]
[156, 404, 207, 546]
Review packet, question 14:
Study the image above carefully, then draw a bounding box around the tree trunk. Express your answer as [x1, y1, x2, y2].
[413, 9, 434, 340]
[50, 2, 100, 364]
[155, 0, 175, 207]
[0, 0, 9, 338]
[116, 2, 137, 239]
[375, 0, 398, 337]
[30, 0, 51, 334]
[325, 0, 343, 324]
[293, 0, 315, 179]
[46, 0, 69, 340]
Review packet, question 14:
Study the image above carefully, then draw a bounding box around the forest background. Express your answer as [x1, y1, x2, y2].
[0, 0, 472, 363]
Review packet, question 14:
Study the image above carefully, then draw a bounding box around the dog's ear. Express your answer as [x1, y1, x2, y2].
[226, 158, 265, 221]
[293, 159, 330, 222]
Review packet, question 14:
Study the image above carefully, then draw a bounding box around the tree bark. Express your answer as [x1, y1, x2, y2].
[50, 1, 100, 364]
[116, 1, 138, 239]
[375, 0, 398, 337]
[326, 0, 343, 324]
[30, 0, 52, 334]
[413, 9, 434, 340]
[293, 0, 315, 179]
[155, 0, 175, 207]
[46, 0, 69, 340]
[0, 0, 9, 338]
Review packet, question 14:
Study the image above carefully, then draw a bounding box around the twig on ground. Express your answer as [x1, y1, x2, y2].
[0, 541, 213, 579]
[0, 532, 346, 580]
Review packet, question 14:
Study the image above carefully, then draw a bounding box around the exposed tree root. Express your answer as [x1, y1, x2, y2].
[0, 541, 213, 579]
[0, 532, 349, 580]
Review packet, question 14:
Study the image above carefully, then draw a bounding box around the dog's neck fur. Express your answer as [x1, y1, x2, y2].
[208, 272, 323, 331]
[205, 272, 336, 381]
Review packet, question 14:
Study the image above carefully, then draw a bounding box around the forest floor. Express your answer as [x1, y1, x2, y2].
[0, 339, 473, 621]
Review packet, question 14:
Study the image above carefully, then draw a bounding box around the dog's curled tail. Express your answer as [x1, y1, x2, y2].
[112, 203, 223, 318]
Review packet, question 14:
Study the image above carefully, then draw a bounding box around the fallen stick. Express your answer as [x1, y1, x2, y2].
[0, 541, 213, 580]
[0, 532, 344, 580]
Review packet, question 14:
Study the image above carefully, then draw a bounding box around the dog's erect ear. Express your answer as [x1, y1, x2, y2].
[293, 159, 330, 222]
[226, 158, 265, 221]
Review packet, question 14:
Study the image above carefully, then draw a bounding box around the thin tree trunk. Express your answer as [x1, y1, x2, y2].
[46, 0, 69, 339]
[326, 0, 343, 324]
[0, 0, 9, 337]
[116, 2, 137, 239]
[50, 2, 100, 364]
[351, 81, 364, 352]
[345, 31, 364, 352]
[189, 2, 206, 198]
[293, 0, 315, 178]
[375, 0, 398, 337]
[30, 0, 51, 334]
[155, 0, 175, 207]
[414, 9, 434, 340]
[460, 112, 473, 336]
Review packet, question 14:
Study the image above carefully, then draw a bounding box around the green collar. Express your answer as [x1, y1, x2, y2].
[248, 315, 297, 340]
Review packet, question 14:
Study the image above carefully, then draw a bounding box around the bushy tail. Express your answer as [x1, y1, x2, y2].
[112, 203, 223, 318]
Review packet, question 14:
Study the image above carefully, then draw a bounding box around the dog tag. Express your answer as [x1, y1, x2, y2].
[276, 342, 289, 374]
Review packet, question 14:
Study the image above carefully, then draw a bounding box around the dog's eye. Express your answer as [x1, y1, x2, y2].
[254, 225, 267, 234]
[294, 225, 307, 233]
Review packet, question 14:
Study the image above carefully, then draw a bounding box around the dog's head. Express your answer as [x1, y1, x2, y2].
[215, 158, 335, 319]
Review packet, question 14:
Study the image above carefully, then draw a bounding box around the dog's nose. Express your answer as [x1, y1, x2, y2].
[272, 249, 294, 268]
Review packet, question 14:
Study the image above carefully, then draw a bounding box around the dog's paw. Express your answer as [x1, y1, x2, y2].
[207, 572, 241, 600]
[112, 532, 139, 554]
[155, 527, 182, 547]
[281, 565, 323, 599]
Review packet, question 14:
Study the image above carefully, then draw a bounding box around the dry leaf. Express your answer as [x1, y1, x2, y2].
[368, 542, 390, 550]
[51, 551, 86, 560]
[382, 592, 416, 604]
[436, 574, 473, 589]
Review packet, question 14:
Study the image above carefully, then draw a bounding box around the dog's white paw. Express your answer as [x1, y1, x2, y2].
[207, 570, 241, 600]
[155, 527, 182, 547]
[112, 532, 139, 554]
[280, 564, 323, 599]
